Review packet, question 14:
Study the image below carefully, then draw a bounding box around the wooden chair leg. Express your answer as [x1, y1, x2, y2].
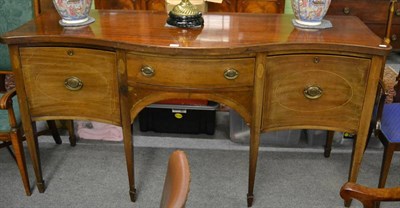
[324, 130, 334, 157]
[65, 120, 76, 146]
[364, 122, 375, 152]
[0, 74, 6, 92]
[10, 128, 31, 196]
[378, 144, 395, 188]
[375, 144, 395, 208]
[46, 120, 62, 144]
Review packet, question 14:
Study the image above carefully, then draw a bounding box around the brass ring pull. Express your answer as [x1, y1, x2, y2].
[141, 65, 155, 77]
[64, 76, 83, 91]
[224, 68, 239, 80]
[304, 85, 323, 100]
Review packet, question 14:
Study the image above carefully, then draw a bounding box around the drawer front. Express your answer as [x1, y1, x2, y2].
[127, 53, 255, 88]
[262, 54, 371, 132]
[20, 47, 120, 124]
[328, 0, 400, 24]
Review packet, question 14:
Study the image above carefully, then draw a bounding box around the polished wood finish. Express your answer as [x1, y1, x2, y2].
[20, 47, 120, 124]
[262, 55, 371, 132]
[127, 53, 255, 88]
[2, 12, 387, 53]
[340, 182, 400, 208]
[0, 11, 390, 206]
[94, 0, 285, 13]
[328, 0, 400, 49]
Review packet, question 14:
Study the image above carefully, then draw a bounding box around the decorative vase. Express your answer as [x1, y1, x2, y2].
[52, 0, 94, 26]
[291, 0, 331, 26]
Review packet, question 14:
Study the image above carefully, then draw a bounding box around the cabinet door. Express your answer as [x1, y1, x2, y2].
[262, 54, 371, 132]
[20, 47, 121, 125]
[237, 0, 284, 13]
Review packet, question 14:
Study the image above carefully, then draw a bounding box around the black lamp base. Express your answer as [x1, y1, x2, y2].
[167, 12, 204, 28]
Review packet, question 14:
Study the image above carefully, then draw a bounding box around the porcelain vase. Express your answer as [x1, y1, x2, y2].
[291, 0, 331, 26]
[53, 0, 93, 25]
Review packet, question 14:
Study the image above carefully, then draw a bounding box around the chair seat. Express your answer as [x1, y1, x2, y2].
[0, 93, 20, 132]
[381, 103, 400, 143]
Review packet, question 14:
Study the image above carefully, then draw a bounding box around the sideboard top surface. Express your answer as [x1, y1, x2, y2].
[0, 10, 390, 55]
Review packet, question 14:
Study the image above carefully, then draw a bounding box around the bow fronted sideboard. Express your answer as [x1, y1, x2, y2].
[0, 10, 391, 207]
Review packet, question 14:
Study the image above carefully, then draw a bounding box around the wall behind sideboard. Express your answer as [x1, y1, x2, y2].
[0, 0, 33, 70]
[284, 0, 293, 14]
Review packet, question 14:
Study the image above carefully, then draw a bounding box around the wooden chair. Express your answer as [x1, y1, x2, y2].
[340, 182, 400, 208]
[160, 150, 191, 208]
[339, 77, 400, 208]
[340, 71, 399, 208]
[368, 72, 400, 208]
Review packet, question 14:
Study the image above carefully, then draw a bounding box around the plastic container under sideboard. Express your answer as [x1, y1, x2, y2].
[229, 110, 301, 146]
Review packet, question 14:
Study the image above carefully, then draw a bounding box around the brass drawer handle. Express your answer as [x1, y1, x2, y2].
[64, 76, 83, 91]
[304, 85, 323, 100]
[224, 68, 239, 80]
[343, 7, 350, 15]
[141, 65, 155, 77]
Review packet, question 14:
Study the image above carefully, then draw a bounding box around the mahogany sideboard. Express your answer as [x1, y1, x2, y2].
[0, 11, 391, 207]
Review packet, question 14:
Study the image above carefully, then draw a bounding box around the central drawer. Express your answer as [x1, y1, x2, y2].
[20, 47, 121, 124]
[262, 54, 371, 132]
[126, 53, 255, 89]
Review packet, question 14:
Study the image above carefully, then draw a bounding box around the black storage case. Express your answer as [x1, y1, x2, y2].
[138, 101, 219, 135]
